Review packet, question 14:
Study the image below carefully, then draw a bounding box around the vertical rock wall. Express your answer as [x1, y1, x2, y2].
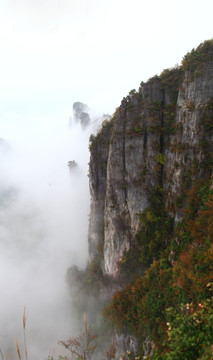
[89, 43, 213, 277]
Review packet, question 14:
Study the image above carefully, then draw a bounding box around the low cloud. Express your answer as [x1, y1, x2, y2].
[0, 106, 102, 359]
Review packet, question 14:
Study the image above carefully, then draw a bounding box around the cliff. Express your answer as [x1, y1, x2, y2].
[88, 40, 213, 278]
[68, 40, 213, 358]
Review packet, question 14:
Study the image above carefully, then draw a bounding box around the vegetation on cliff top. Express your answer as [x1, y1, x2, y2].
[182, 39, 213, 75]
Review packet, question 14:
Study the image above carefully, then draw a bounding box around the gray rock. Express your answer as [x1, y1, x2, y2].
[73, 102, 91, 128]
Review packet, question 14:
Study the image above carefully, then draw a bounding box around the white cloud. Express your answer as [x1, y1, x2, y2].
[0, 0, 212, 113]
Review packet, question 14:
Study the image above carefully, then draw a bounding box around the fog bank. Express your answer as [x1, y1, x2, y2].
[0, 105, 102, 359]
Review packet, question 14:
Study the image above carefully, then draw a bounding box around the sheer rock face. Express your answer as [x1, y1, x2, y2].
[103, 81, 164, 275]
[89, 46, 213, 277]
[88, 125, 111, 261]
[165, 52, 213, 222]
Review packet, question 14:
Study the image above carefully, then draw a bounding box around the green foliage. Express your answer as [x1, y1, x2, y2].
[201, 97, 213, 132]
[162, 104, 177, 135]
[129, 89, 137, 96]
[151, 294, 213, 360]
[118, 186, 173, 280]
[147, 124, 161, 134]
[155, 153, 167, 165]
[103, 260, 177, 350]
[135, 209, 172, 270]
[182, 39, 213, 78]
[132, 126, 144, 134]
[207, 97, 213, 110]
[126, 126, 145, 136]
[160, 67, 183, 102]
[175, 193, 185, 208]
[199, 98, 213, 173]
[162, 291, 213, 360]
[89, 118, 113, 151]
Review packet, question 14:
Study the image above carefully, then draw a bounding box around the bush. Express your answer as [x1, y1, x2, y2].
[163, 287, 213, 360]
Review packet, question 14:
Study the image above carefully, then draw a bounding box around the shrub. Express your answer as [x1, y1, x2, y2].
[163, 289, 213, 360]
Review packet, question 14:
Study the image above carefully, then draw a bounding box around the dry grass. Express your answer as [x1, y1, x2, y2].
[83, 313, 87, 334]
[2, 309, 118, 360]
[15, 339, 21, 360]
[14, 306, 28, 360]
[23, 307, 28, 360]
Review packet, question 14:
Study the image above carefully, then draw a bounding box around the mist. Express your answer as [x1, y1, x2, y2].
[0, 105, 102, 359]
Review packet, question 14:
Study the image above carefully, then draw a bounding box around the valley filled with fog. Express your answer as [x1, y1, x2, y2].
[0, 105, 102, 359]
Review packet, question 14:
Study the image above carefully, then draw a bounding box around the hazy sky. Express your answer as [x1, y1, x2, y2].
[0, 0, 212, 122]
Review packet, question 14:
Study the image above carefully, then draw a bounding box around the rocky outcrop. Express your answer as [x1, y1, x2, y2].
[72, 101, 91, 128]
[88, 41, 213, 277]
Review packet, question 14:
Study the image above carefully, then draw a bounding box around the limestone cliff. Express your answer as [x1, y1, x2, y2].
[88, 40, 213, 277]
